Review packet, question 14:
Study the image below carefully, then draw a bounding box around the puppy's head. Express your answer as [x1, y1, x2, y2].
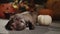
[5, 18, 26, 31]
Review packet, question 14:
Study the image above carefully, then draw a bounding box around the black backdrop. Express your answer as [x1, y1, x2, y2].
[0, 0, 47, 4]
[0, 0, 14, 4]
[34, 0, 48, 5]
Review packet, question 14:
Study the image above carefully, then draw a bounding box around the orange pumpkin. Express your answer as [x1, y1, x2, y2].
[38, 9, 53, 17]
[0, 3, 16, 18]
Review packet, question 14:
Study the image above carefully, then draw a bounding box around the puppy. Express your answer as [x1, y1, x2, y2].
[5, 11, 36, 31]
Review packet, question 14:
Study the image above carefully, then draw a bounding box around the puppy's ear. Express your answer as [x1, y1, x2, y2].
[5, 19, 14, 30]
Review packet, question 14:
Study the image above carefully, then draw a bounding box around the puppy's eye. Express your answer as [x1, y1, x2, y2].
[16, 18, 19, 21]
[20, 20, 23, 22]
[11, 24, 13, 26]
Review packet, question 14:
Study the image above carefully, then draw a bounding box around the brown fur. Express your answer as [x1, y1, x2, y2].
[5, 11, 37, 31]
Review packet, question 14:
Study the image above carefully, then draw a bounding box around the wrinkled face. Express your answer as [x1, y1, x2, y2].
[10, 18, 26, 31]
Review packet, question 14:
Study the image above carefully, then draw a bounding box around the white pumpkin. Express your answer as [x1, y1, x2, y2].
[38, 15, 52, 25]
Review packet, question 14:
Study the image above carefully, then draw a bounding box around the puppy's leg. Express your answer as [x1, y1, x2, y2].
[28, 21, 35, 30]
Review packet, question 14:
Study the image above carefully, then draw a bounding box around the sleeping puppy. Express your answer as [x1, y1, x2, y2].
[5, 11, 36, 31]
